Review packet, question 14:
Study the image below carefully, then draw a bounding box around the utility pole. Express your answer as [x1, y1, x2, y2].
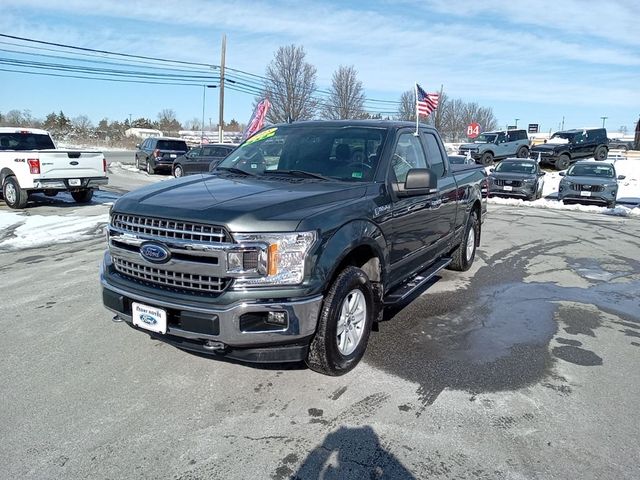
[601, 116, 608, 128]
[515, 118, 519, 128]
[561, 116, 565, 130]
[218, 34, 226, 143]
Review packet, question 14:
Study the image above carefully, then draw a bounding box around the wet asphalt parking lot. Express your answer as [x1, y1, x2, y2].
[1, 169, 639, 479]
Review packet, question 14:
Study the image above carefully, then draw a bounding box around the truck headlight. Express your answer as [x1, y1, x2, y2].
[229, 231, 317, 287]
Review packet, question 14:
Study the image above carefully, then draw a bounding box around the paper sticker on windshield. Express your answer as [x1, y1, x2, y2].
[352, 171, 363, 179]
[245, 128, 277, 145]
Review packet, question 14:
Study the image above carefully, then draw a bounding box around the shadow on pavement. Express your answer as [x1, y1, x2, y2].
[284, 426, 415, 480]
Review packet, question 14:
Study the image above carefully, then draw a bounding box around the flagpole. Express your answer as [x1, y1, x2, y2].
[414, 82, 419, 136]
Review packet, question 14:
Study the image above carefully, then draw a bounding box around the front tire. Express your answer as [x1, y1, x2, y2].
[594, 146, 608, 161]
[306, 267, 375, 376]
[480, 152, 494, 166]
[2, 176, 29, 209]
[555, 154, 570, 170]
[71, 189, 94, 203]
[448, 211, 479, 272]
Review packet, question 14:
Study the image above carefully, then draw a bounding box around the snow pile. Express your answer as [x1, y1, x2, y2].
[0, 211, 108, 251]
[488, 197, 640, 217]
[109, 161, 142, 173]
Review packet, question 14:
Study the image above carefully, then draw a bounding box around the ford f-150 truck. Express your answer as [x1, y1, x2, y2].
[0, 127, 108, 209]
[101, 121, 487, 375]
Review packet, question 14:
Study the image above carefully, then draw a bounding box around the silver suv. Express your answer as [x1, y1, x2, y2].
[458, 129, 530, 166]
[558, 161, 625, 208]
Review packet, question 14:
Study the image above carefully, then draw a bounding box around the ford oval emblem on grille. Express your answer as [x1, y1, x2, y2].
[69, 161, 79, 166]
[140, 242, 171, 263]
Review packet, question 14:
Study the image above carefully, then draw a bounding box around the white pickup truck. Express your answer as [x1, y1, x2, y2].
[0, 127, 108, 209]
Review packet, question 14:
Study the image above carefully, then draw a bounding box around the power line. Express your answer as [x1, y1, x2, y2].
[0, 33, 403, 113]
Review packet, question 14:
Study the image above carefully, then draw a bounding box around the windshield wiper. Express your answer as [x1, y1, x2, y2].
[215, 167, 255, 176]
[264, 169, 332, 180]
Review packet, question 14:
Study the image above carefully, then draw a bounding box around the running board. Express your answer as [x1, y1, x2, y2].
[383, 258, 452, 306]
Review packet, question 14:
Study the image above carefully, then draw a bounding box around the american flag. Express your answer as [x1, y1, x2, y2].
[416, 83, 439, 117]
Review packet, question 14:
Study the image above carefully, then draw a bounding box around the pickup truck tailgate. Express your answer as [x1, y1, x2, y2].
[37, 150, 105, 178]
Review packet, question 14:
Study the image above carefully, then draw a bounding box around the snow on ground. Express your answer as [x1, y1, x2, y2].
[0, 210, 109, 251]
[109, 161, 143, 174]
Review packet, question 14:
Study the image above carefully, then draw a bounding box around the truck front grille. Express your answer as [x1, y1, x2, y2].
[113, 257, 228, 293]
[495, 179, 523, 187]
[111, 214, 230, 244]
[570, 183, 604, 192]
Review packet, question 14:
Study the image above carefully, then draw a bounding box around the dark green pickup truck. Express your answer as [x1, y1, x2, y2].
[101, 120, 487, 375]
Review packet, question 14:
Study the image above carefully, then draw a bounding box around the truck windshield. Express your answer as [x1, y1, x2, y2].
[567, 164, 614, 177]
[474, 133, 497, 143]
[215, 126, 388, 182]
[0, 132, 56, 150]
[495, 161, 536, 174]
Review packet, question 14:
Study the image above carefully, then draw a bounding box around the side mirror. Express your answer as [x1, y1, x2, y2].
[136, 144, 140, 148]
[539, 171, 546, 176]
[489, 168, 494, 173]
[618, 175, 626, 180]
[398, 168, 438, 197]
[559, 172, 565, 176]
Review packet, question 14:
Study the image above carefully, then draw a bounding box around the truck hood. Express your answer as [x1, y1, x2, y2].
[530, 144, 564, 154]
[459, 142, 485, 149]
[113, 173, 367, 232]
[490, 172, 537, 181]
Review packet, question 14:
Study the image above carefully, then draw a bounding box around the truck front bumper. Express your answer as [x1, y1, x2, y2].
[100, 259, 323, 363]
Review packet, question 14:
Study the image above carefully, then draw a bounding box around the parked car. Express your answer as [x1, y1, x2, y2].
[101, 120, 487, 375]
[135, 137, 189, 175]
[458, 129, 530, 166]
[0, 127, 107, 209]
[487, 158, 546, 201]
[530, 128, 608, 170]
[608, 138, 633, 151]
[558, 161, 624, 208]
[172, 144, 236, 177]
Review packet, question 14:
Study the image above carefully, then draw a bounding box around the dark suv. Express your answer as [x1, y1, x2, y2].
[173, 144, 236, 177]
[530, 128, 608, 170]
[135, 137, 189, 174]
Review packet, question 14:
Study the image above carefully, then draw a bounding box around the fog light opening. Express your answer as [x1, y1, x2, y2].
[267, 311, 288, 326]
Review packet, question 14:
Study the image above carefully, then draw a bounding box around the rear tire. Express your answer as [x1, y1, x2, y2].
[173, 164, 183, 178]
[306, 267, 374, 376]
[448, 211, 479, 272]
[146, 160, 155, 175]
[2, 176, 28, 209]
[555, 154, 570, 170]
[516, 146, 529, 158]
[71, 189, 93, 203]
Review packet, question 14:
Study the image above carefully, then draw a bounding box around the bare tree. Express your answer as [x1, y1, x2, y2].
[396, 90, 416, 122]
[323, 65, 365, 119]
[72, 115, 94, 137]
[157, 109, 181, 133]
[185, 118, 202, 131]
[262, 45, 318, 123]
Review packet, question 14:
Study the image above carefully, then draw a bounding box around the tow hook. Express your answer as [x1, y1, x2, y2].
[112, 315, 124, 323]
[203, 340, 226, 352]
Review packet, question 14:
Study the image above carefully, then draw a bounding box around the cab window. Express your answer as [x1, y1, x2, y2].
[422, 133, 446, 178]
[391, 132, 427, 183]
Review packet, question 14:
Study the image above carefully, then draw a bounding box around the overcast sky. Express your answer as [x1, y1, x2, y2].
[1, 0, 639, 134]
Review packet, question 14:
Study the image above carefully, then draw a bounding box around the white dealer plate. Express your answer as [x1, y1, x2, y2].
[69, 179, 81, 186]
[503, 185, 513, 191]
[132, 302, 167, 334]
[580, 191, 592, 197]
[170, 154, 177, 158]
